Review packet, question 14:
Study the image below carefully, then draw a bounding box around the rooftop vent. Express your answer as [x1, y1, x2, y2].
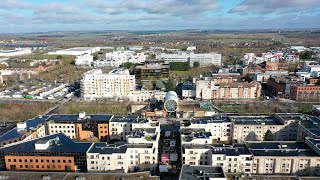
[17, 122, 27, 132]
[79, 112, 86, 119]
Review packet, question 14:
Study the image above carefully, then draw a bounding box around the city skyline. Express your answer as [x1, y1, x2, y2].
[0, 0, 319, 33]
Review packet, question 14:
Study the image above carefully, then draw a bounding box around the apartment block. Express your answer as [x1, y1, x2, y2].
[46, 113, 112, 141]
[232, 114, 300, 143]
[86, 143, 157, 172]
[182, 144, 252, 174]
[181, 115, 232, 142]
[179, 165, 226, 180]
[133, 62, 169, 82]
[81, 69, 135, 100]
[195, 77, 261, 100]
[290, 85, 320, 101]
[267, 76, 307, 98]
[0, 133, 92, 172]
[248, 141, 320, 175]
[109, 116, 159, 141]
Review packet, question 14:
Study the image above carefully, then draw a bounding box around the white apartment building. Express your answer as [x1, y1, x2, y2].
[87, 143, 157, 172]
[182, 144, 252, 173]
[180, 115, 232, 142]
[253, 70, 289, 83]
[103, 51, 146, 67]
[156, 52, 222, 67]
[109, 116, 158, 141]
[195, 78, 219, 100]
[75, 54, 94, 66]
[81, 69, 135, 100]
[181, 130, 213, 145]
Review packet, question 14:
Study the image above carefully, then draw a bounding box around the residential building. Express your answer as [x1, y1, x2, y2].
[86, 143, 157, 172]
[130, 90, 166, 102]
[133, 62, 169, 82]
[232, 114, 301, 143]
[109, 116, 158, 141]
[248, 141, 320, 175]
[179, 165, 226, 180]
[0, 133, 92, 172]
[267, 76, 307, 98]
[103, 51, 146, 67]
[81, 69, 135, 100]
[195, 77, 261, 100]
[182, 144, 252, 173]
[253, 70, 289, 83]
[46, 113, 112, 141]
[290, 85, 320, 101]
[180, 115, 232, 142]
[182, 81, 196, 99]
[75, 54, 93, 66]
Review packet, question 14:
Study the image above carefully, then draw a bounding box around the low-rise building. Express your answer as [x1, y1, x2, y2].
[179, 165, 226, 180]
[75, 54, 93, 66]
[181, 115, 232, 142]
[290, 85, 320, 101]
[48, 47, 100, 56]
[267, 76, 307, 98]
[0, 133, 92, 172]
[86, 143, 157, 172]
[46, 113, 112, 141]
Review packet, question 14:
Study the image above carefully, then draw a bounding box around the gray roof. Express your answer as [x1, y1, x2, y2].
[0, 115, 49, 142]
[0, 133, 92, 153]
[88, 143, 153, 154]
[232, 116, 283, 125]
[179, 165, 225, 180]
[246, 142, 319, 157]
[47, 114, 113, 123]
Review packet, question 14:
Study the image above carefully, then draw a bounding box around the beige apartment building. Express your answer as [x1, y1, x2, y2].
[81, 69, 135, 100]
[195, 77, 261, 100]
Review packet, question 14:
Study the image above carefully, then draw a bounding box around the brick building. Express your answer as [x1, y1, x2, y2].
[267, 77, 306, 98]
[0, 133, 92, 172]
[290, 85, 320, 101]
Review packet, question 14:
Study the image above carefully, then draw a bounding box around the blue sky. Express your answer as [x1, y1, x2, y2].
[0, 0, 319, 33]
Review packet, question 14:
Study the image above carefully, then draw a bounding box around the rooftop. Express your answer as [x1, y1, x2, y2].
[179, 165, 225, 180]
[276, 113, 304, 122]
[0, 115, 49, 143]
[0, 133, 92, 153]
[182, 144, 251, 156]
[232, 116, 283, 125]
[188, 115, 231, 125]
[88, 143, 153, 154]
[246, 142, 319, 157]
[47, 114, 113, 123]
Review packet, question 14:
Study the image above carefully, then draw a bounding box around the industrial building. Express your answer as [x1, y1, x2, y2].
[48, 47, 100, 56]
[0, 48, 32, 57]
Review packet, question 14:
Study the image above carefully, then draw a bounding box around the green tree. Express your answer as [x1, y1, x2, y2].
[264, 129, 274, 141]
[166, 78, 176, 91]
[193, 61, 200, 68]
[56, 55, 63, 60]
[122, 62, 135, 69]
[299, 51, 313, 60]
[169, 62, 190, 71]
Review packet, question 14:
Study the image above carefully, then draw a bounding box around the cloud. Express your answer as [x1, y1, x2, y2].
[87, 0, 219, 17]
[0, 0, 32, 9]
[229, 0, 320, 14]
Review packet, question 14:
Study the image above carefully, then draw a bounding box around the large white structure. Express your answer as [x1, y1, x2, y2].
[75, 54, 94, 66]
[48, 47, 100, 56]
[157, 52, 222, 67]
[164, 91, 179, 112]
[0, 48, 32, 57]
[81, 69, 135, 100]
[102, 51, 147, 67]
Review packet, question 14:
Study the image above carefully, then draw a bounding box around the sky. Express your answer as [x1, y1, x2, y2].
[0, 0, 319, 33]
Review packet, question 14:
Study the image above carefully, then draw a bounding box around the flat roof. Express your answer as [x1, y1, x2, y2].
[189, 115, 231, 125]
[47, 114, 113, 123]
[232, 116, 283, 125]
[182, 144, 251, 156]
[299, 116, 320, 137]
[246, 142, 319, 157]
[0, 115, 49, 142]
[180, 165, 225, 180]
[0, 133, 92, 153]
[276, 113, 304, 122]
[88, 143, 153, 154]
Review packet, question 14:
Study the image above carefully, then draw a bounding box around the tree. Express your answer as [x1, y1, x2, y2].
[122, 62, 135, 69]
[56, 55, 63, 60]
[264, 129, 274, 141]
[299, 51, 313, 60]
[166, 78, 176, 91]
[193, 61, 200, 68]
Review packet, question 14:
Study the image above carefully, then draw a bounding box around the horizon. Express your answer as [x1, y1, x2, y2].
[0, 0, 320, 33]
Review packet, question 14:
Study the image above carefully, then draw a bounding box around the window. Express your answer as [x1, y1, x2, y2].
[41, 159, 44, 162]
[68, 160, 72, 163]
[19, 159, 22, 162]
[52, 160, 55, 163]
[8, 159, 11, 162]
[36, 165, 39, 168]
[63, 160, 66, 163]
